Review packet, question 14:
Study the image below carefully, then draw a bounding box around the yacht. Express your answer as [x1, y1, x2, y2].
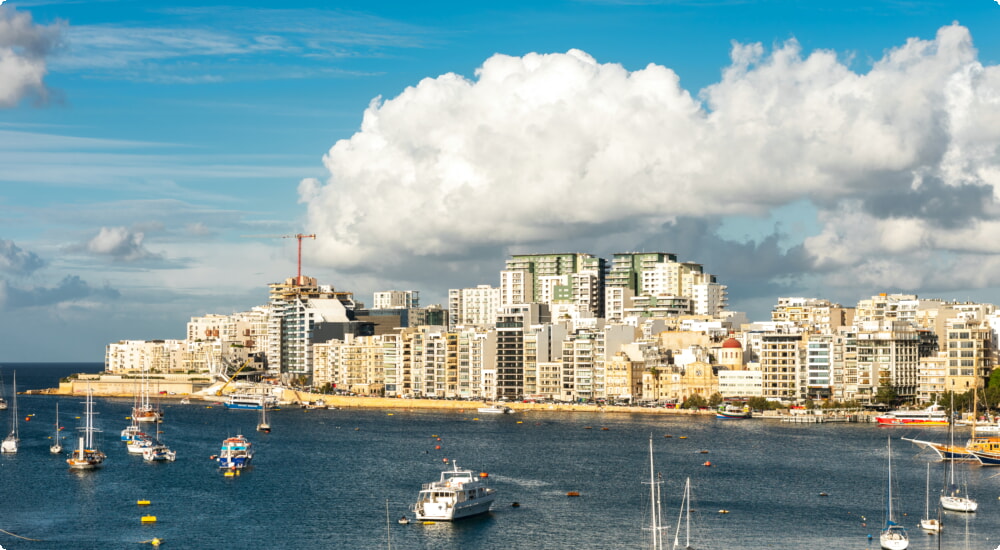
[412, 462, 495, 521]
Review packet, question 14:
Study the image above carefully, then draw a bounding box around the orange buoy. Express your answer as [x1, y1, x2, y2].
[566, 491, 580, 497]
[479, 472, 489, 478]
[435, 445, 441, 450]
[703, 461, 712, 467]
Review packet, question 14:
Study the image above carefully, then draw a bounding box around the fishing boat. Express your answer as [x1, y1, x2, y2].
[67, 388, 106, 470]
[50, 402, 64, 454]
[411, 461, 495, 521]
[1, 371, 18, 453]
[880, 438, 909, 550]
[876, 405, 948, 426]
[716, 403, 752, 419]
[920, 463, 941, 533]
[217, 434, 254, 470]
[673, 477, 694, 550]
[257, 401, 271, 433]
[477, 404, 514, 414]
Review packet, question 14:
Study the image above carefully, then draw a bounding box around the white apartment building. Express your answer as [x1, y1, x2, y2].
[373, 290, 419, 309]
[106, 339, 219, 374]
[448, 285, 501, 331]
[499, 270, 533, 307]
[717, 370, 763, 398]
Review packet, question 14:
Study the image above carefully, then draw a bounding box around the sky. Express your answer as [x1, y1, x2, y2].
[2, 1, 1000, 362]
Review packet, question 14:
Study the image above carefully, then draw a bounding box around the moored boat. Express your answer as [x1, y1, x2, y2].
[217, 434, 254, 470]
[876, 405, 947, 426]
[225, 392, 277, 410]
[1, 371, 19, 454]
[879, 438, 908, 550]
[716, 404, 752, 419]
[412, 462, 495, 521]
[50, 402, 64, 454]
[67, 388, 106, 470]
[142, 442, 176, 462]
[477, 405, 513, 414]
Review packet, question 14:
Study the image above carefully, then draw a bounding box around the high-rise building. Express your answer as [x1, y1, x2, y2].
[502, 253, 605, 316]
[373, 290, 419, 309]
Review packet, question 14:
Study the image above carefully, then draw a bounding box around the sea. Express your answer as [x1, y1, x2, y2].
[0, 362, 997, 550]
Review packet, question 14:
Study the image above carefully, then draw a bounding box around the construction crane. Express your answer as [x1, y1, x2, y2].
[243, 233, 317, 285]
[215, 358, 256, 396]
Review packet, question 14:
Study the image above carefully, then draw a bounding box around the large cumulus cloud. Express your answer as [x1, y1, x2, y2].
[0, 6, 62, 107]
[303, 24, 1000, 298]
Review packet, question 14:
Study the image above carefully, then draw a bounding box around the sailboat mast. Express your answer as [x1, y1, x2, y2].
[649, 436, 660, 550]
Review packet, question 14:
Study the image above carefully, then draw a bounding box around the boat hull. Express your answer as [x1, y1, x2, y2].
[716, 412, 752, 419]
[879, 526, 909, 550]
[415, 496, 495, 521]
[876, 417, 947, 426]
[940, 495, 977, 512]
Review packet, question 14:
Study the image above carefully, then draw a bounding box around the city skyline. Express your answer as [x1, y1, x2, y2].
[2, 1, 1000, 362]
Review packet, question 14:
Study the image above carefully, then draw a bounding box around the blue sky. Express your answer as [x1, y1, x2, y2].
[2, 0, 1000, 361]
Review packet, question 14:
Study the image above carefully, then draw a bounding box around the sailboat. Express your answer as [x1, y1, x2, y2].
[673, 477, 694, 550]
[941, 404, 978, 512]
[920, 463, 941, 533]
[257, 400, 271, 433]
[67, 388, 106, 470]
[1, 371, 19, 453]
[132, 368, 162, 423]
[880, 438, 909, 550]
[50, 402, 64, 454]
[645, 436, 666, 550]
[0, 369, 8, 410]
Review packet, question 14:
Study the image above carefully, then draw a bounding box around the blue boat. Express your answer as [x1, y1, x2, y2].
[217, 434, 254, 470]
[225, 392, 277, 410]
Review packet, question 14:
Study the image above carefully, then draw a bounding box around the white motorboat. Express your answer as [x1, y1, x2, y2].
[412, 462, 495, 521]
[880, 438, 908, 550]
[477, 405, 513, 414]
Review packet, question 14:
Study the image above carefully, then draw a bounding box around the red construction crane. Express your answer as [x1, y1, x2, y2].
[243, 233, 317, 285]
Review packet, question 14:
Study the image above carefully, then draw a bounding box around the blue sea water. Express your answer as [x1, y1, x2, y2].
[1, 362, 999, 549]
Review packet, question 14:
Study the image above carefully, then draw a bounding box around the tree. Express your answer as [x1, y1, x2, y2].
[708, 392, 723, 407]
[875, 385, 898, 407]
[682, 394, 708, 409]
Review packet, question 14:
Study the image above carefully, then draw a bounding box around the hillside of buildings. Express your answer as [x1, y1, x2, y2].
[102, 252, 997, 408]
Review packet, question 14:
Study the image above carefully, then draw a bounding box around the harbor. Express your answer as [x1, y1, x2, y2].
[2, 363, 999, 550]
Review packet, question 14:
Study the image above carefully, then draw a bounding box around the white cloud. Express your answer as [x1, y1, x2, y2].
[0, 7, 62, 107]
[85, 226, 157, 262]
[303, 24, 1000, 296]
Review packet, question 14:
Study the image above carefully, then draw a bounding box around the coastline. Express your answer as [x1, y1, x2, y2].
[24, 371, 715, 416]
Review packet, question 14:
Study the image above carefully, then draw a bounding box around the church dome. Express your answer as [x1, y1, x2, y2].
[721, 337, 742, 349]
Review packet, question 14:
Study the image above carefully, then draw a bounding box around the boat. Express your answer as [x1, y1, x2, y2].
[142, 441, 176, 462]
[876, 405, 948, 426]
[50, 402, 64, 454]
[673, 477, 694, 550]
[225, 391, 277, 410]
[645, 436, 666, 550]
[0, 369, 7, 410]
[880, 438, 909, 550]
[217, 434, 254, 470]
[920, 463, 941, 533]
[1, 371, 18, 453]
[900, 437, 975, 461]
[67, 388, 106, 470]
[411, 461, 495, 521]
[716, 403, 752, 419]
[477, 405, 514, 414]
[940, 403, 978, 512]
[132, 370, 162, 423]
[257, 400, 271, 433]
